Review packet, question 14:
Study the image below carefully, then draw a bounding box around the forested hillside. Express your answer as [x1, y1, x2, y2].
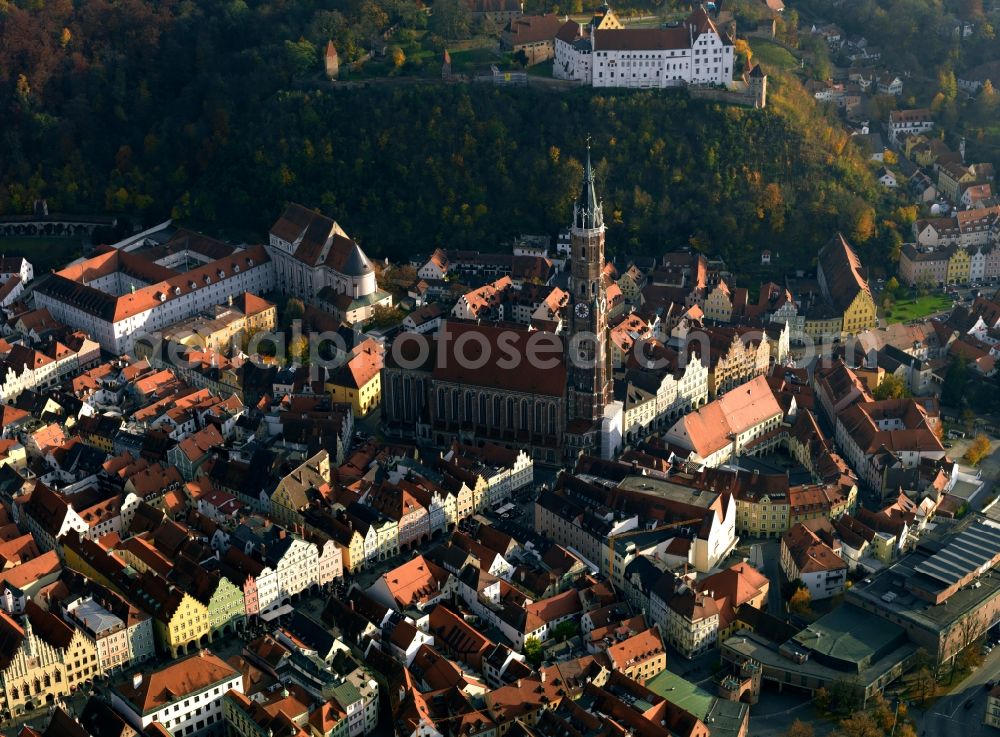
[1, 0, 902, 270]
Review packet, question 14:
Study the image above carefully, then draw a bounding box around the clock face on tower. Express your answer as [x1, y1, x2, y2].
[575, 303, 590, 319]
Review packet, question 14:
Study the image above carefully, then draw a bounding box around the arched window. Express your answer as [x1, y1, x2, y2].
[451, 390, 459, 421]
[534, 403, 543, 433]
[464, 392, 473, 422]
[479, 394, 487, 424]
[506, 397, 514, 427]
[437, 388, 446, 417]
[494, 396, 501, 424]
[521, 400, 529, 430]
[392, 376, 402, 417]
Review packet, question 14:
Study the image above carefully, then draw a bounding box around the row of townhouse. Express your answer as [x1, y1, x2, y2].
[0, 333, 101, 403]
[900, 223, 1000, 287]
[303, 445, 533, 575]
[62, 515, 341, 657]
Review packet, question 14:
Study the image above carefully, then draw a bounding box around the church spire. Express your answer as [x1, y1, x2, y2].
[575, 137, 604, 230]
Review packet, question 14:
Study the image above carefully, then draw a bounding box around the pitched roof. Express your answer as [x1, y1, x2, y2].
[503, 13, 565, 44]
[431, 321, 567, 397]
[670, 375, 783, 458]
[113, 650, 240, 715]
[605, 626, 665, 670]
[782, 522, 847, 573]
[818, 233, 872, 313]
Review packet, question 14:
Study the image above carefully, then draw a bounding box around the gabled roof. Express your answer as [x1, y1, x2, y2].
[113, 650, 239, 716]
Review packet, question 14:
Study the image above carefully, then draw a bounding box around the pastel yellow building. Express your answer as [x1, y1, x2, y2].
[331, 525, 366, 574]
[141, 577, 211, 657]
[327, 339, 382, 418]
[946, 244, 971, 284]
[817, 233, 877, 337]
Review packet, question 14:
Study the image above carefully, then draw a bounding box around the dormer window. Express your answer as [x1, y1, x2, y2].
[174, 286, 181, 295]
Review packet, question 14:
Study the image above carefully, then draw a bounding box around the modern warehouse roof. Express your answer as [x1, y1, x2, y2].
[912, 521, 1000, 590]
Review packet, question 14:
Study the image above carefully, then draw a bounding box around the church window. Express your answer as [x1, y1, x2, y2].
[521, 400, 529, 430]
[437, 389, 445, 418]
[479, 394, 487, 423]
[465, 392, 473, 422]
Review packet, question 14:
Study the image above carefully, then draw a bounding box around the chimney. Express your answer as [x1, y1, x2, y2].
[133, 672, 143, 689]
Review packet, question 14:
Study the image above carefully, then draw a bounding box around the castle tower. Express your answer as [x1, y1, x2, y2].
[565, 141, 612, 433]
[749, 64, 767, 109]
[325, 40, 340, 80]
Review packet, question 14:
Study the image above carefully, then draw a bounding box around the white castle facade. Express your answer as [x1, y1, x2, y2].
[554, 6, 735, 89]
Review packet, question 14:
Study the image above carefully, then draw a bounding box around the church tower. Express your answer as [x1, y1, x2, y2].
[566, 142, 612, 434]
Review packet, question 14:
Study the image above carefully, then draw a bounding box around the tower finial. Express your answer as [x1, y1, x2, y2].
[576, 137, 602, 229]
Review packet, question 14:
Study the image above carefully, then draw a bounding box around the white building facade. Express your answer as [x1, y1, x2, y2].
[554, 8, 735, 88]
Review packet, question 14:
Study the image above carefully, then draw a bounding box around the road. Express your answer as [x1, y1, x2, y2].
[748, 538, 785, 616]
[750, 687, 836, 737]
[912, 648, 1000, 737]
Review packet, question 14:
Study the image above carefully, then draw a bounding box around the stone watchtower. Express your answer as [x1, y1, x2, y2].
[325, 40, 340, 80]
[748, 64, 767, 108]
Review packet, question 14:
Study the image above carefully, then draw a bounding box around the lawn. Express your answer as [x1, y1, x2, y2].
[526, 62, 553, 78]
[449, 47, 503, 73]
[750, 39, 798, 70]
[882, 293, 953, 324]
[0, 237, 84, 273]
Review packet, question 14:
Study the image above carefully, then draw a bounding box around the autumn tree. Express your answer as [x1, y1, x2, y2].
[788, 586, 812, 616]
[869, 692, 895, 733]
[911, 666, 936, 705]
[389, 45, 405, 68]
[785, 720, 814, 737]
[840, 711, 881, 737]
[964, 434, 992, 465]
[874, 373, 910, 400]
[814, 687, 831, 712]
[974, 79, 999, 122]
